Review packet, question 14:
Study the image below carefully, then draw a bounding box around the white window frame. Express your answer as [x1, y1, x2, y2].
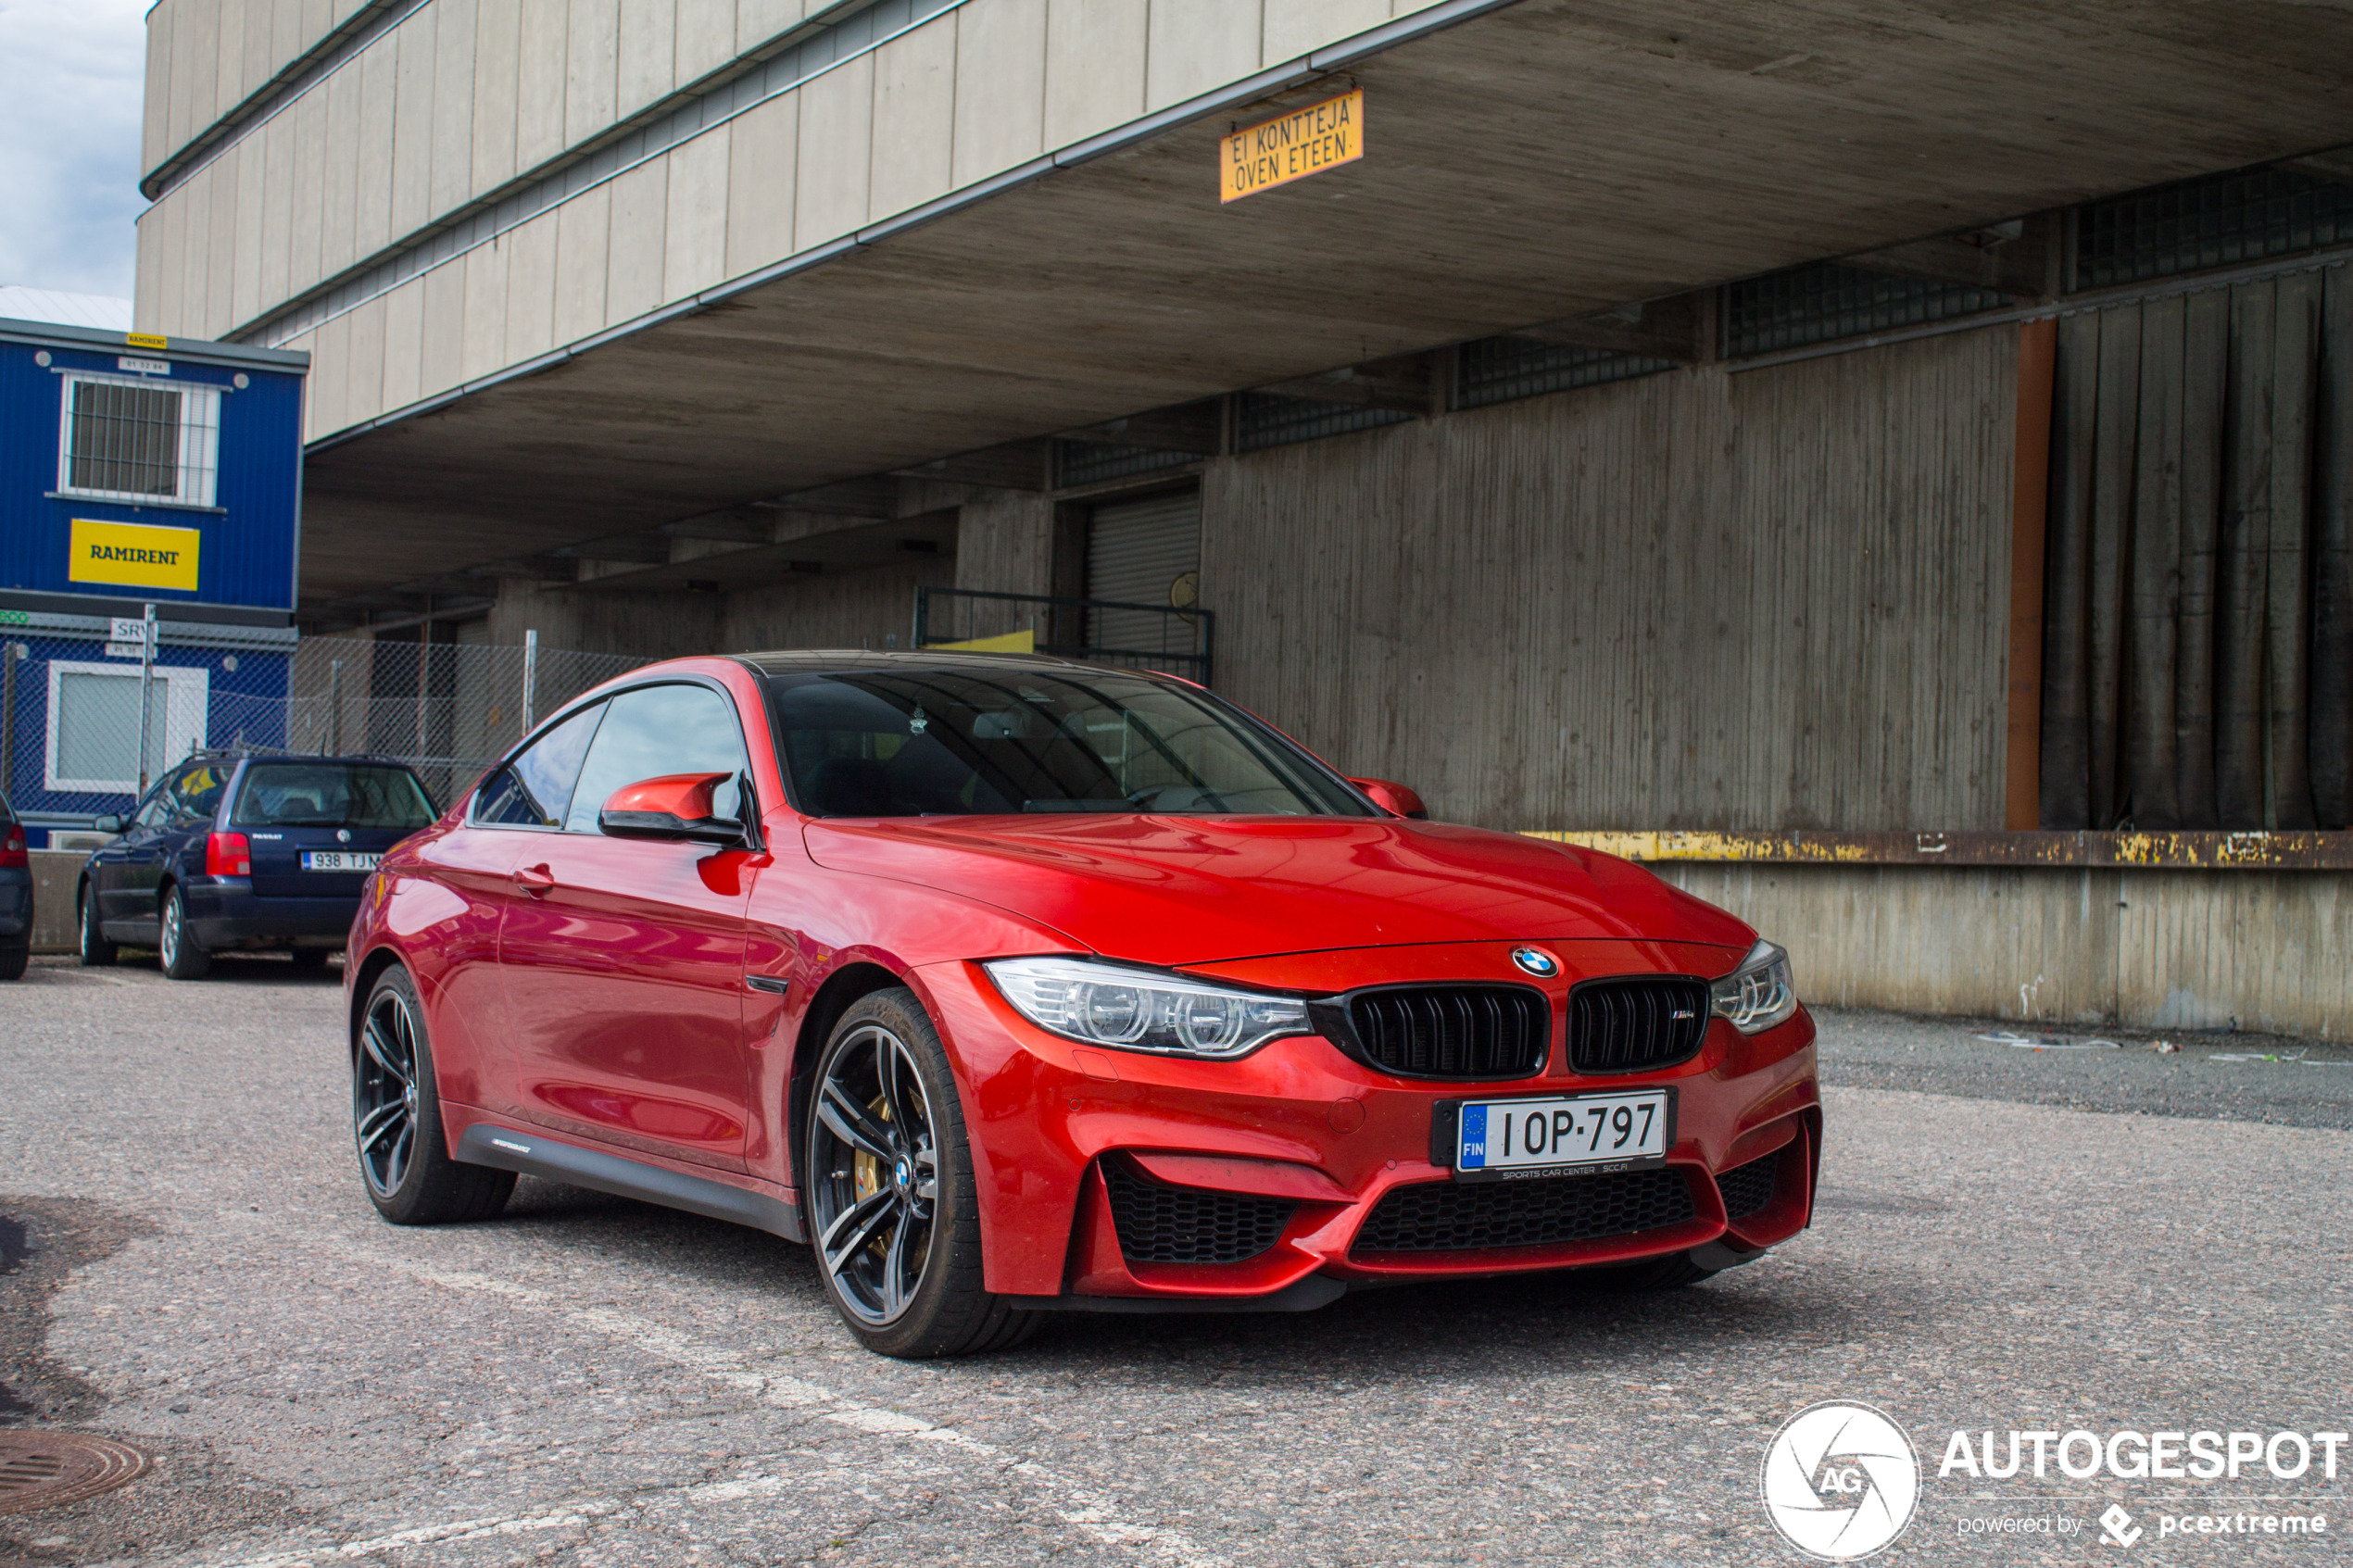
[54, 370, 222, 508]
[44, 659, 212, 796]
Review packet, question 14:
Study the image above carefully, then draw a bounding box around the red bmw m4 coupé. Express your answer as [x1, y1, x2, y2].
[346, 652, 1818, 1357]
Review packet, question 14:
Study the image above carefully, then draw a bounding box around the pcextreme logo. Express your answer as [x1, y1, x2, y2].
[1761, 1401, 1920, 1561]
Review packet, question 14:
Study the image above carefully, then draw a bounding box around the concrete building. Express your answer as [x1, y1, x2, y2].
[134, 0, 2353, 1035]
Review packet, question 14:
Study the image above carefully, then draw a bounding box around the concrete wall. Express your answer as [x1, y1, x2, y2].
[25, 851, 84, 954]
[1206, 325, 2019, 834]
[140, 0, 1453, 431]
[1658, 861, 2352, 1040]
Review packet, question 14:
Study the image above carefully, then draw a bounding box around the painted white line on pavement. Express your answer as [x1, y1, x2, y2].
[211, 1237, 1227, 1568]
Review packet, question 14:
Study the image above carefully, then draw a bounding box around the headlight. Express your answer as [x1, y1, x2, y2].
[984, 957, 1311, 1060]
[1710, 939, 1798, 1035]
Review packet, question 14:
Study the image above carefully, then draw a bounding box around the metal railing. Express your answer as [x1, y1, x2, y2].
[912, 587, 1214, 685]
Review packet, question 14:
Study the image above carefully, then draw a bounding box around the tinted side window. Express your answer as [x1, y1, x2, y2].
[164, 763, 229, 825]
[474, 702, 606, 828]
[562, 684, 749, 834]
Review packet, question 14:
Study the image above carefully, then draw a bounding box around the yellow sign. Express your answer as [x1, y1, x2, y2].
[69, 519, 201, 593]
[125, 332, 170, 351]
[933, 628, 1036, 654]
[1220, 89, 1363, 203]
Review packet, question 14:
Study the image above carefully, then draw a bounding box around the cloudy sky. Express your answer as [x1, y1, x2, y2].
[0, 0, 151, 301]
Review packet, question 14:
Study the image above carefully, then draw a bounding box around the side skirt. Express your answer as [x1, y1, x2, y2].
[455, 1123, 806, 1244]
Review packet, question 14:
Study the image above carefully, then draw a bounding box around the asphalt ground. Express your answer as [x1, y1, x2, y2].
[1, 953, 2347, 1567]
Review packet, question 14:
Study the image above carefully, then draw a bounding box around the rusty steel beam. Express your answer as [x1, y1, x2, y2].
[1523, 829, 2353, 870]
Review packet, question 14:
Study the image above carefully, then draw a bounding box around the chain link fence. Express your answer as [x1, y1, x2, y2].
[1, 632, 648, 829]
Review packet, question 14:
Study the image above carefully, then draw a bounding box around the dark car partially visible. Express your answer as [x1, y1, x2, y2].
[0, 793, 28, 981]
[81, 753, 436, 980]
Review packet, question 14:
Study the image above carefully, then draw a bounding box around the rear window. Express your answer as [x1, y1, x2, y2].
[231, 763, 436, 829]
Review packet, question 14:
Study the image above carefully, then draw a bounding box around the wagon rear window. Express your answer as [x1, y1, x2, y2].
[232, 763, 436, 829]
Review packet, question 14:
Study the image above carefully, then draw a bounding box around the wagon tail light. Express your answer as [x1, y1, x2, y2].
[206, 831, 252, 877]
[0, 824, 24, 869]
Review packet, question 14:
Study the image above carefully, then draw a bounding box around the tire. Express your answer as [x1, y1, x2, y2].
[157, 886, 211, 980]
[805, 987, 1037, 1359]
[1573, 1253, 1718, 1291]
[78, 884, 117, 968]
[0, 942, 27, 981]
[288, 947, 331, 971]
[355, 965, 515, 1225]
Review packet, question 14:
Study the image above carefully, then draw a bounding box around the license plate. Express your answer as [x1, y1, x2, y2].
[301, 851, 380, 872]
[1445, 1088, 1674, 1182]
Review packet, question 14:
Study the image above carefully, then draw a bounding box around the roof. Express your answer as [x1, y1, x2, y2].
[0, 286, 132, 332]
[0, 315, 310, 371]
[732, 649, 1126, 678]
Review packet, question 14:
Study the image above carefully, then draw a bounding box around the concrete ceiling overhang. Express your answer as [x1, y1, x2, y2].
[298, 0, 2353, 608]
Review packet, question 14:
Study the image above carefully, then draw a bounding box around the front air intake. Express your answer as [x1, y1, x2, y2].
[1100, 1160, 1294, 1265]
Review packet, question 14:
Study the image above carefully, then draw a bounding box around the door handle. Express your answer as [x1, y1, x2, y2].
[514, 862, 556, 896]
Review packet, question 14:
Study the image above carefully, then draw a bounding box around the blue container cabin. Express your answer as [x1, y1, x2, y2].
[0, 317, 307, 844]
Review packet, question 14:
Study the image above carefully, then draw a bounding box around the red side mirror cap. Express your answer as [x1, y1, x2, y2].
[600, 772, 745, 843]
[1348, 777, 1428, 820]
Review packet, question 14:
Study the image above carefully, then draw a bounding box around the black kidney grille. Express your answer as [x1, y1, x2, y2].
[1569, 978, 1711, 1073]
[1344, 986, 1549, 1079]
[1351, 1168, 1696, 1255]
[1101, 1160, 1295, 1265]
[1718, 1148, 1782, 1221]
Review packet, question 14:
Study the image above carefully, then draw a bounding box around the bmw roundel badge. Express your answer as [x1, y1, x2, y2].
[1510, 946, 1560, 978]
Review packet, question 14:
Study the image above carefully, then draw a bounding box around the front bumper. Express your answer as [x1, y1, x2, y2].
[182, 879, 358, 948]
[911, 941, 1821, 1304]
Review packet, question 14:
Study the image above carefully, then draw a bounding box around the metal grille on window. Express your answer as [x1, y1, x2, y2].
[2074, 168, 2353, 291]
[1236, 392, 1413, 452]
[1055, 441, 1199, 489]
[1723, 263, 2004, 358]
[1453, 337, 1671, 410]
[62, 377, 220, 505]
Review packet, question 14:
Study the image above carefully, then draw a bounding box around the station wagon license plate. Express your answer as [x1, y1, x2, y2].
[1442, 1088, 1674, 1182]
[301, 851, 380, 872]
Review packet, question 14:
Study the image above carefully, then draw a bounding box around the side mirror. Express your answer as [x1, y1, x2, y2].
[92, 813, 126, 834]
[599, 772, 746, 844]
[1349, 777, 1428, 820]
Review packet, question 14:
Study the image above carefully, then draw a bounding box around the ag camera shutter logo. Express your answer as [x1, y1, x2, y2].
[1761, 1401, 1919, 1560]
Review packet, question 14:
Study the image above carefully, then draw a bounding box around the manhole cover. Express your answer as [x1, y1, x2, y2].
[0, 1431, 153, 1515]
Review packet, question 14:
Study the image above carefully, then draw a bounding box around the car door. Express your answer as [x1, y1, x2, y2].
[434, 700, 610, 1114]
[98, 784, 176, 931]
[498, 681, 760, 1172]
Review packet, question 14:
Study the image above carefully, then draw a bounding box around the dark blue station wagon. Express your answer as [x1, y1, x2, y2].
[80, 752, 437, 979]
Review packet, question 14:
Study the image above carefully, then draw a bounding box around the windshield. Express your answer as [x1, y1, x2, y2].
[232, 763, 437, 829]
[770, 667, 1369, 818]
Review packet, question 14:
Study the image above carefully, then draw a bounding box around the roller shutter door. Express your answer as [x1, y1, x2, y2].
[1085, 492, 1201, 658]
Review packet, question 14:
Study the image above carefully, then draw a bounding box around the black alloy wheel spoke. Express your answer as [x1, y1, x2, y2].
[359, 1019, 409, 1084]
[356, 1100, 404, 1151]
[881, 1212, 916, 1318]
[817, 1080, 896, 1163]
[820, 1187, 899, 1274]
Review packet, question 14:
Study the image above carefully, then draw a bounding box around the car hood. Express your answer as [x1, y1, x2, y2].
[801, 815, 1754, 967]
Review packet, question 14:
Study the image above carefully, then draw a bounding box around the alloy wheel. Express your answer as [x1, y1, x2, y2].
[809, 1023, 939, 1325]
[158, 897, 181, 967]
[354, 986, 422, 1197]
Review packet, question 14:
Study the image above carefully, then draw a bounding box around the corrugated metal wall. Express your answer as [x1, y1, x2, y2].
[1202, 324, 2019, 832]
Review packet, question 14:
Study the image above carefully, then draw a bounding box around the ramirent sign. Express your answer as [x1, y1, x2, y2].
[69, 518, 202, 593]
[1220, 90, 1363, 203]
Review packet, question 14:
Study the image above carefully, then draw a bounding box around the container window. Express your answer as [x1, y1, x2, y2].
[57, 373, 221, 507]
